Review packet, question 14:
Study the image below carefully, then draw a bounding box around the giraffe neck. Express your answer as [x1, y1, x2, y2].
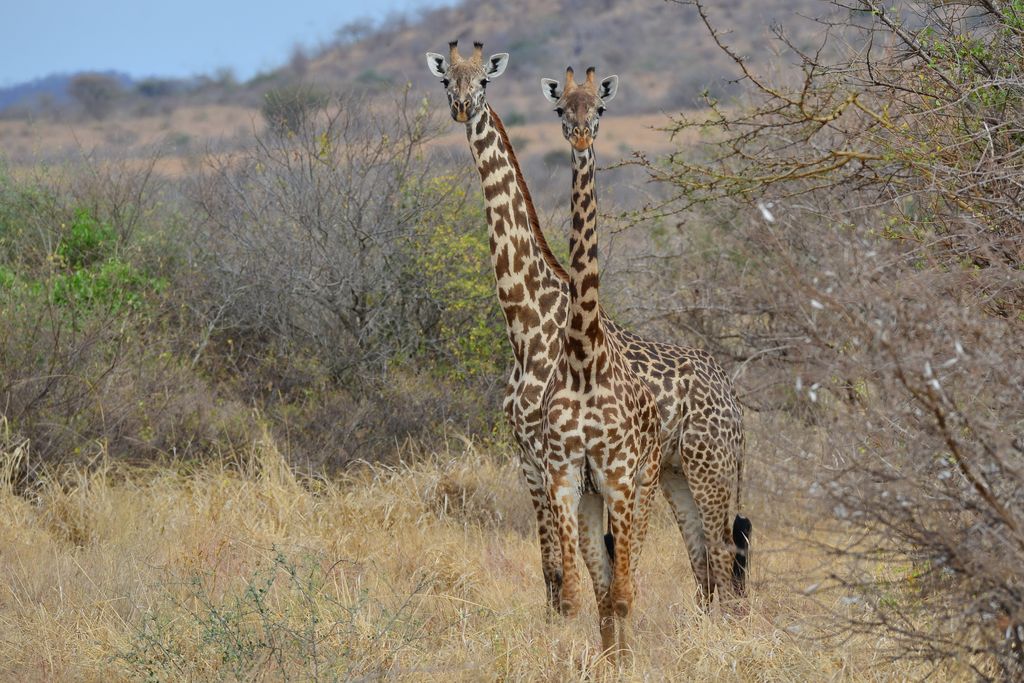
[465, 106, 568, 366]
[565, 146, 604, 368]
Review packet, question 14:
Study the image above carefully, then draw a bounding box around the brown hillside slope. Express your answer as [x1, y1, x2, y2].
[309, 0, 820, 117]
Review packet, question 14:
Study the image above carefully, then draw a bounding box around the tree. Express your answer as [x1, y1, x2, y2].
[261, 84, 329, 137]
[68, 73, 122, 120]
[638, 1, 1024, 675]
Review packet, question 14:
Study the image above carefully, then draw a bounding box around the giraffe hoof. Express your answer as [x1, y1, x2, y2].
[559, 596, 580, 618]
[612, 580, 633, 617]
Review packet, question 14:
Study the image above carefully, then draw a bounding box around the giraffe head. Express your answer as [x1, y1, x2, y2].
[541, 66, 618, 152]
[425, 40, 509, 123]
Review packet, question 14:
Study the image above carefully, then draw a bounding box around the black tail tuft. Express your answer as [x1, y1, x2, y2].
[604, 532, 615, 561]
[732, 515, 752, 591]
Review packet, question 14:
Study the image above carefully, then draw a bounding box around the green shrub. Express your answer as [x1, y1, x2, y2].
[414, 174, 505, 381]
[51, 258, 160, 313]
[57, 208, 116, 269]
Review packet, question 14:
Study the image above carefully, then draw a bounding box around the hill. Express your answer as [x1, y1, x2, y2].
[307, 0, 820, 117]
[0, 71, 133, 113]
[0, 0, 821, 190]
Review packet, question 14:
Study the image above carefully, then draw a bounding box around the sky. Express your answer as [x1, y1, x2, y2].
[0, 0, 452, 87]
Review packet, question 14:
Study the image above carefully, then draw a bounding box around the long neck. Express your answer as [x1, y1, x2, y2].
[565, 146, 604, 367]
[465, 106, 568, 366]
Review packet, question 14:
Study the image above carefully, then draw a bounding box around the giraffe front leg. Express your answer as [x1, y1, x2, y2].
[548, 464, 584, 618]
[521, 458, 562, 612]
[602, 478, 636, 619]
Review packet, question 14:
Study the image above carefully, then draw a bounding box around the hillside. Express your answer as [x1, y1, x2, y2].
[0, 0, 820, 172]
[308, 0, 820, 117]
[0, 71, 133, 113]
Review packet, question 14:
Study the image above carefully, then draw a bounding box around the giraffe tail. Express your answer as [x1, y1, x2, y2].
[732, 514, 751, 593]
[732, 416, 750, 593]
[604, 506, 616, 560]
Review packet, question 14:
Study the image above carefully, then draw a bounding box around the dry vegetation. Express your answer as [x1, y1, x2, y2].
[0, 420, 949, 681]
[0, 0, 803, 189]
[2, 0, 1022, 679]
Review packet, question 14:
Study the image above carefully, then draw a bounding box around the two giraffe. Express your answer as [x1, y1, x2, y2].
[425, 40, 751, 643]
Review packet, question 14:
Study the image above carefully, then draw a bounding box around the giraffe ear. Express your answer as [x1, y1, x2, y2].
[485, 53, 509, 79]
[541, 78, 562, 104]
[598, 75, 618, 102]
[425, 52, 449, 78]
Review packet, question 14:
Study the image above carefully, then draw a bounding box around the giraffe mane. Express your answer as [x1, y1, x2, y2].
[488, 105, 570, 283]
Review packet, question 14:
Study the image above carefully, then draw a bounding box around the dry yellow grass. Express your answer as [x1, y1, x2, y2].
[0, 101, 687, 181]
[0, 105, 255, 158]
[0, 426, 956, 681]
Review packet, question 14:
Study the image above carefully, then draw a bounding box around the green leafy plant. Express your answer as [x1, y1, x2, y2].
[57, 208, 116, 269]
[414, 175, 506, 381]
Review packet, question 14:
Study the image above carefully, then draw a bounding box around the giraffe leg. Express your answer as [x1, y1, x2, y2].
[691, 480, 737, 606]
[548, 464, 584, 618]
[683, 442, 740, 607]
[629, 441, 662, 576]
[659, 465, 713, 611]
[601, 472, 639, 662]
[578, 493, 615, 654]
[602, 468, 638, 615]
[521, 459, 562, 612]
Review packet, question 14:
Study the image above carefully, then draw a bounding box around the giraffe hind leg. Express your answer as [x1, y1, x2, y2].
[683, 441, 740, 607]
[601, 474, 637, 619]
[659, 466, 712, 611]
[579, 493, 616, 654]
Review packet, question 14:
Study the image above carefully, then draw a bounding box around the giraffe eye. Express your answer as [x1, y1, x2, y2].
[597, 106, 606, 116]
[441, 78, 450, 87]
[479, 79, 487, 88]
[555, 107, 564, 117]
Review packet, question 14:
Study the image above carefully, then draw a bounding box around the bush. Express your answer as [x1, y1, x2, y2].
[260, 84, 329, 136]
[190, 89, 510, 465]
[56, 208, 115, 268]
[68, 73, 122, 120]
[414, 175, 505, 381]
[118, 550, 428, 680]
[0, 164, 253, 476]
[639, 0, 1024, 674]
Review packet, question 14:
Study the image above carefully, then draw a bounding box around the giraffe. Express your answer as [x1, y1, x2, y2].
[539, 66, 662, 656]
[426, 40, 571, 610]
[541, 66, 751, 612]
[425, 41, 751, 614]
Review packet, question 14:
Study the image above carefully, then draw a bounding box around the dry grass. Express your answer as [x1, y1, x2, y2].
[0, 100, 686, 182]
[0, 105, 254, 152]
[0, 425, 955, 681]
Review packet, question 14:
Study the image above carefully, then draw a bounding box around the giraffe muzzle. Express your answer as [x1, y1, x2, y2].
[570, 126, 592, 151]
[452, 100, 471, 122]
[571, 135, 592, 151]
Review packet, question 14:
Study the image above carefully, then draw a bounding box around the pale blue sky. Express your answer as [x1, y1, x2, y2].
[0, 0, 452, 87]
